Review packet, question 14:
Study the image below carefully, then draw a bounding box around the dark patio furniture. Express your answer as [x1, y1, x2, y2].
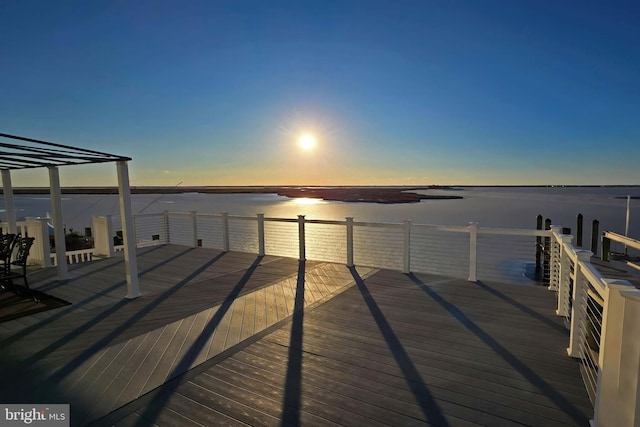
[1, 237, 38, 302]
[0, 233, 18, 275]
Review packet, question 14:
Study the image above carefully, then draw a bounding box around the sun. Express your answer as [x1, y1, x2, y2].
[299, 133, 316, 150]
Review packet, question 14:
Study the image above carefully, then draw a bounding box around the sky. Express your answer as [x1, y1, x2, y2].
[1, 0, 639, 187]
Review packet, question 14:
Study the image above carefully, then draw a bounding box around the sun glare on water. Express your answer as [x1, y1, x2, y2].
[299, 134, 316, 150]
[292, 197, 323, 205]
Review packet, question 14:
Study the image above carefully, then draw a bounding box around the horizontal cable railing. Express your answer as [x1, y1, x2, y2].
[264, 218, 299, 259]
[477, 228, 549, 285]
[134, 213, 168, 246]
[412, 224, 469, 279]
[306, 221, 347, 264]
[228, 216, 259, 253]
[166, 211, 194, 247]
[195, 213, 223, 249]
[353, 221, 404, 271]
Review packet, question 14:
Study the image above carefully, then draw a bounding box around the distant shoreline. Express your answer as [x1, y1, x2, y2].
[2, 184, 639, 203]
[1, 185, 464, 204]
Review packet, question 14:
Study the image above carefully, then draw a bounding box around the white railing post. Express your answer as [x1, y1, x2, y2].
[298, 215, 306, 261]
[403, 220, 411, 273]
[190, 211, 198, 247]
[468, 222, 479, 282]
[556, 233, 574, 317]
[549, 226, 563, 291]
[222, 212, 230, 252]
[92, 215, 115, 258]
[567, 249, 593, 357]
[592, 279, 640, 427]
[163, 210, 170, 244]
[346, 217, 354, 267]
[24, 218, 51, 267]
[257, 213, 265, 256]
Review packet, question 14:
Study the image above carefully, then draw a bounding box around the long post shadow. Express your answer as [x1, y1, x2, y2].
[350, 267, 450, 426]
[132, 256, 264, 427]
[0, 247, 196, 348]
[474, 280, 568, 335]
[407, 273, 588, 425]
[45, 251, 228, 385]
[280, 260, 306, 426]
[4, 250, 226, 403]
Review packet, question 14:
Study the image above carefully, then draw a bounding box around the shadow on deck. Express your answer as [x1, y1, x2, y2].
[0, 245, 592, 426]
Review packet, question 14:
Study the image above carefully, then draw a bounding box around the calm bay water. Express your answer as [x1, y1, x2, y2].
[1, 186, 639, 239]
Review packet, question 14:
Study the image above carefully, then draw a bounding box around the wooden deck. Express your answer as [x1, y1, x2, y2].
[0, 245, 591, 426]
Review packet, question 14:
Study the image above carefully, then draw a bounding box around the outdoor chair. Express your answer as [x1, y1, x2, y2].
[1, 236, 38, 302]
[0, 233, 18, 275]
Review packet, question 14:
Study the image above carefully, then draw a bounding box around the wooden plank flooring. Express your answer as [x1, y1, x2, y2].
[0, 245, 374, 426]
[104, 270, 592, 427]
[0, 245, 593, 426]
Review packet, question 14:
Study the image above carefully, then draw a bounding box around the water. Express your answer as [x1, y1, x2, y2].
[2, 186, 638, 239]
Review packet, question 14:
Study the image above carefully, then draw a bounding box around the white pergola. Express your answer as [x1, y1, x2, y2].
[0, 132, 140, 298]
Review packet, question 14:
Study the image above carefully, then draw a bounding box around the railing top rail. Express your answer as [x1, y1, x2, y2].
[306, 219, 346, 226]
[353, 221, 404, 228]
[264, 217, 298, 223]
[478, 227, 552, 237]
[413, 223, 469, 232]
[132, 212, 166, 218]
[581, 261, 607, 298]
[193, 212, 221, 218]
[227, 215, 256, 221]
[603, 231, 640, 251]
[166, 211, 193, 216]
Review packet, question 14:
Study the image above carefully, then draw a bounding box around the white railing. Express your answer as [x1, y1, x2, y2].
[108, 211, 547, 283]
[50, 248, 94, 266]
[602, 231, 640, 272]
[548, 227, 640, 427]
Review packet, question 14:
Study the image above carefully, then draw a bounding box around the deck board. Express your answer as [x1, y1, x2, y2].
[0, 245, 592, 426]
[105, 264, 591, 427]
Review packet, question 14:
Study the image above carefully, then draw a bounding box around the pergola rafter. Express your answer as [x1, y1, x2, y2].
[0, 132, 140, 299]
[0, 133, 131, 169]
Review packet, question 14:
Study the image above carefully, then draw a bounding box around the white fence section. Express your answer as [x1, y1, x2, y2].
[94, 211, 551, 284]
[548, 227, 640, 427]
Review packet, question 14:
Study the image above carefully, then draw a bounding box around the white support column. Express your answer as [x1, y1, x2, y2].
[190, 211, 198, 247]
[567, 250, 593, 357]
[1, 169, 17, 234]
[257, 213, 265, 256]
[403, 220, 411, 274]
[298, 215, 306, 261]
[116, 161, 140, 299]
[48, 166, 68, 280]
[221, 212, 229, 252]
[25, 218, 51, 267]
[346, 217, 354, 267]
[592, 280, 640, 427]
[556, 233, 573, 317]
[468, 222, 479, 282]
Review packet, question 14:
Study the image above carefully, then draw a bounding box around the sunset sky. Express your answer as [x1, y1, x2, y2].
[2, 1, 639, 187]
